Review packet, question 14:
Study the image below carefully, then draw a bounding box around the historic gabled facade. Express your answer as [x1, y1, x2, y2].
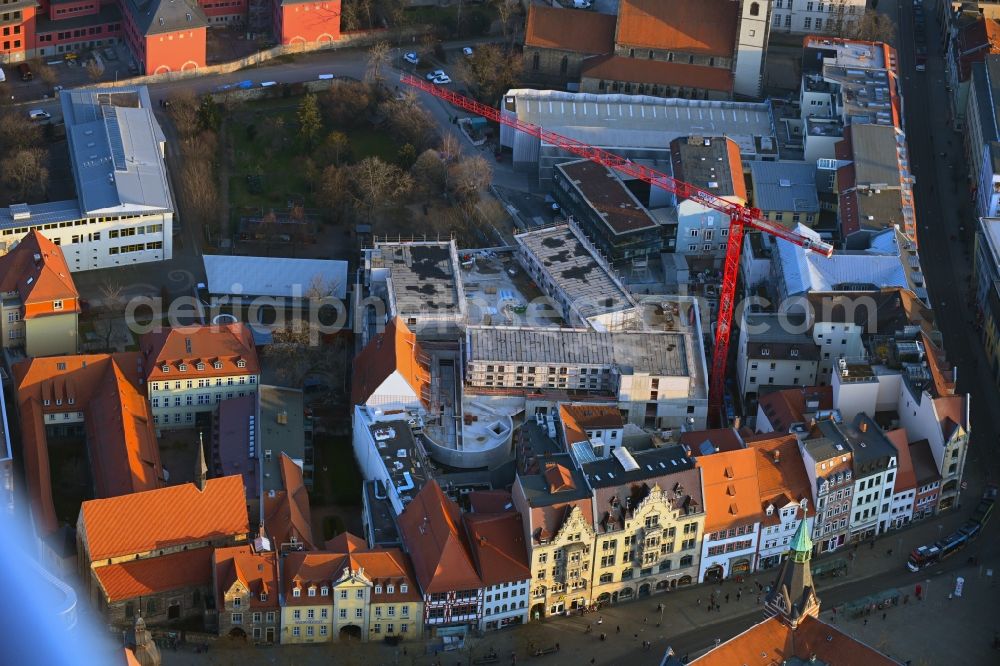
[213, 545, 280, 643]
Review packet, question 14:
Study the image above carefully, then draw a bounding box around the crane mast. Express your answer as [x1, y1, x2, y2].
[400, 74, 833, 422]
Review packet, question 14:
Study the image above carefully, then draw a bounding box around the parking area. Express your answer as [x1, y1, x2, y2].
[3, 41, 137, 105]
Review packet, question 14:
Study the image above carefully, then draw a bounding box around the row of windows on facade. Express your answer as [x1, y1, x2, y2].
[150, 364, 251, 384]
[291, 583, 408, 598]
[484, 600, 526, 615]
[1, 214, 155, 237]
[774, 0, 860, 13]
[290, 606, 405, 621]
[706, 538, 754, 557]
[152, 401, 247, 424]
[428, 605, 477, 619]
[151, 388, 254, 408]
[288, 623, 409, 637]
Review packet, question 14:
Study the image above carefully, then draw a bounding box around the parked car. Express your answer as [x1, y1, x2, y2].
[426, 69, 447, 81]
[404, 52, 419, 65]
[28, 109, 51, 121]
[17, 62, 32, 81]
[432, 73, 452, 84]
[462, 47, 474, 57]
[0, 66, 5, 83]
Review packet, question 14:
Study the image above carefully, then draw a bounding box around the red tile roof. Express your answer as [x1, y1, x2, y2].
[696, 448, 763, 532]
[581, 55, 734, 92]
[757, 386, 834, 433]
[559, 404, 623, 448]
[468, 490, 515, 514]
[544, 462, 576, 493]
[141, 323, 259, 382]
[94, 547, 213, 603]
[14, 353, 163, 535]
[615, 0, 738, 57]
[283, 535, 422, 604]
[80, 476, 249, 561]
[955, 16, 1000, 81]
[690, 614, 902, 665]
[263, 454, 314, 550]
[0, 230, 79, 316]
[351, 317, 430, 406]
[885, 428, 916, 493]
[681, 428, 745, 456]
[525, 5, 616, 54]
[397, 480, 482, 594]
[213, 545, 279, 610]
[463, 512, 531, 587]
[750, 434, 812, 514]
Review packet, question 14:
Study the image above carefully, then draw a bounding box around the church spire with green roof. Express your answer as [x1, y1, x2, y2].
[763, 516, 820, 628]
[788, 516, 813, 564]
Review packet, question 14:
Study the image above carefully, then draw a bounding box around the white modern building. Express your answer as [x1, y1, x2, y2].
[736, 312, 820, 405]
[0, 87, 173, 271]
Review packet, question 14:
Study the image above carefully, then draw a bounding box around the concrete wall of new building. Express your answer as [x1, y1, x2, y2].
[420, 428, 513, 470]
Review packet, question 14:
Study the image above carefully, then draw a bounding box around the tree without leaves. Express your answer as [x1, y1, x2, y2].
[366, 41, 391, 82]
[36, 64, 58, 88]
[317, 164, 352, 218]
[410, 149, 447, 196]
[448, 155, 492, 205]
[85, 59, 104, 82]
[297, 93, 322, 148]
[459, 44, 524, 104]
[494, 0, 518, 45]
[2, 148, 49, 200]
[320, 80, 373, 128]
[0, 111, 42, 154]
[264, 321, 347, 390]
[850, 12, 896, 43]
[379, 95, 437, 151]
[169, 90, 200, 138]
[97, 281, 125, 351]
[320, 130, 351, 167]
[178, 159, 219, 228]
[348, 156, 414, 226]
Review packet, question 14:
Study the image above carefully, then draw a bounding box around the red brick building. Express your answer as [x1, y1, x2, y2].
[271, 0, 340, 47]
[1, 0, 340, 75]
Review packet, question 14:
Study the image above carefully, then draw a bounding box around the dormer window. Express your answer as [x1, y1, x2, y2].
[400, 584, 408, 593]
[292, 588, 301, 598]
[237, 359, 247, 369]
[179, 364, 188, 372]
[196, 362, 205, 371]
[321, 586, 329, 596]
[68, 398, 75, 405]
[375, 585, 383, 594]
[55, 399, 62, 406]
[260, 593, 268, 602]
[765, 504, 774, 515]
[308, 586, 316, 597]
[387, 585, 394, 594]
[53, 300, 63, 310]
[43, 399, 50, 406]
[161, 365, 169, 373]
[213, 361, 223, 369]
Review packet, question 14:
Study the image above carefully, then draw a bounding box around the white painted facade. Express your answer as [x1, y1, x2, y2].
[758, 503, 811, 569]
[812, 321, 866, 383]
[675, 200, 732, 261]
[888, 485, 915, 529]
[698, 522, 761, 582]
[849, 464, 895, 539]
[734, 1, 771, 98]
[481, 580, 530, 631]
[770, 0, 866, 35]
[149, 371, 258, 428]
[0, 212, 172, 272]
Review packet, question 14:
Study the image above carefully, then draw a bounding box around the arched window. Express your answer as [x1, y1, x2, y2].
[750, 2, 760, 16]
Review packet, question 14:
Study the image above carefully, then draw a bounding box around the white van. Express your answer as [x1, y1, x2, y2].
[260, 81, 278, 87]
[28, 109, 51, 121]
[0, 66, 5, 83]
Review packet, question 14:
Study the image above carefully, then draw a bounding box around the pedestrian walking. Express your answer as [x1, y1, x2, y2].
[725, 593, 730, 603]
[616, 625, 621, 634]
[756, 595, 761, 605]
[643, 617, 647, 624]
[882, 612, 887, 621]
[737, 591, 742, 602]
[864, 618, 869, 626]
[597, 616, 603, 625]
[697, 597, 702, 606]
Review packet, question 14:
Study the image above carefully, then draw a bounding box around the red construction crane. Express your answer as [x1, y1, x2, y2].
[400, 74, 833, 422]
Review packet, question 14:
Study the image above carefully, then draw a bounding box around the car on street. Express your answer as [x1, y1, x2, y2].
[432, 73, 452, 84]
[28, 109, 51, 121]
[404, 52, 419, 65]
[463, 47, 474, 57]
[426, 69, 447, 81]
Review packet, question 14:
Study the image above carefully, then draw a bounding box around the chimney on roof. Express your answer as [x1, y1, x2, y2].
[860, 421, 868, 433]
[773, 450, 781, 464]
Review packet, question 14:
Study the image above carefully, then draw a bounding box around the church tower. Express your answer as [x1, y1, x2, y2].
[126, 614, 161, 666]
[733, 0, 771, 98]
[763, 518, 821, 628]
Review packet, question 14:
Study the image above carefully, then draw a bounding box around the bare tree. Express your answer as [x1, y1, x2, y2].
[321, 80, 373, 127]
[36, 64, 58, 88]
[411, 148, 447, 196]
[0, 111, 43, 153]
[97, 281, 126, 351]
[340, 0, 361, 31]
[494, 0, 518, 45]
[458, 44, 524, 103]
[264, 321, 347, 389]
[379, 95, 437, 151]
[849, 11, 896, 43]
[349, 156, 414, 227]
[366, 41, 391, 82]
[169, 90, 201, 138]
[86, 59, 105, 82]
[320, 130, 351, 167]
[2, 148, 49, 200]
[317, 164, 352, 218]
[448, 155, 492, 205]
[178, 160, 219, 228]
